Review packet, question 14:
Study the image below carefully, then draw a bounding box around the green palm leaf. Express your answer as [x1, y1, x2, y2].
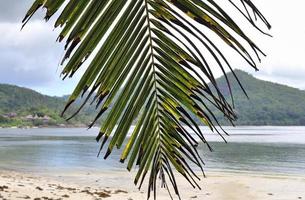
[23, 0, 271, 199]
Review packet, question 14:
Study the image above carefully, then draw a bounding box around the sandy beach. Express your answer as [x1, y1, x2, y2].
[0, 170, 305, 200]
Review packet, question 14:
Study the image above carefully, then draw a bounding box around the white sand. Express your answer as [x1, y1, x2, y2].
[1, 170, 305, 200]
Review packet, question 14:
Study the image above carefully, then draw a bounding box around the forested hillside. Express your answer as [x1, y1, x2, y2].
[1, 70, 305, 127]
[210, 70, 305, 125]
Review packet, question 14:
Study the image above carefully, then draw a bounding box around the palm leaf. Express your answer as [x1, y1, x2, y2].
[22, 0, 271, 199]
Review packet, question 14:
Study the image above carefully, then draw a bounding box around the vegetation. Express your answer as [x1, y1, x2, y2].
[2, 72, 305, 127]
[0, 70, 305, 127]
[209, 70, 305, 126]
[0, 84, 93, 127]
[22, 0, 271, 199]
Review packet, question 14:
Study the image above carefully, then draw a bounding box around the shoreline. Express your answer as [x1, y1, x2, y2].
[1, 169, 305, 200]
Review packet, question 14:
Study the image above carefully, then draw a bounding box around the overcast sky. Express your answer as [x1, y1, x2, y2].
[0, 0, 304, 96]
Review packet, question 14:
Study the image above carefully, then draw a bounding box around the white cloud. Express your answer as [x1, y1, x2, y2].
[0, 21, 63, 86]
[0, 19, 87, 96]
[0, 0, 304, 96]
[236, 0, 305, 89]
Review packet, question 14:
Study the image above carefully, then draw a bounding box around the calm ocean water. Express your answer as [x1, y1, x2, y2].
[0, 126, 305, 175]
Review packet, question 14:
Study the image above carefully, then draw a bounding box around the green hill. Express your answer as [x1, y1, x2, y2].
[0, 84, 92, 127]
[210, 70, 305, 125]
[1, 70, 305, 127]
[0, 84, 63, 113]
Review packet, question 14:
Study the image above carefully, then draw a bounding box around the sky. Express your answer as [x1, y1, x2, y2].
[0, 0, 304, 96]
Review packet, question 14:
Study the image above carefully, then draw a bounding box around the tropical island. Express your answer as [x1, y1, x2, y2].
[1, 70, 305, 128]
[2, 0, 305, 199]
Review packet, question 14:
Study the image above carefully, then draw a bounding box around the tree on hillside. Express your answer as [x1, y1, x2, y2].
[22, 1, 271, 199]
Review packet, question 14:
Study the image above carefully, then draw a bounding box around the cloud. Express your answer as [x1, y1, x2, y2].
[250, 66, 305, 90]
[0, 0, 44, 23]
[0, 21, 64, 87]
[0, 1, 84, 96]
[0, 0, 304, 96]
[230, 0, 305, 89]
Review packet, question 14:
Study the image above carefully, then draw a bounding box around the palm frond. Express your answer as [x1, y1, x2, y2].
[23, 0, 270, 199]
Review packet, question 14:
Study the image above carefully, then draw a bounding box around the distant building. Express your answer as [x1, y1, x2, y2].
[42, 116, 51, 123]
[7, 113, 17, 118]
[1, 113, 17, 118]
[24, 114, 52, 123]
[25, 115, 34, 120]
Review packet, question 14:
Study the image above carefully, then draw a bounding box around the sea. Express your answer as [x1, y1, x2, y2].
[0, 126, 305, 176]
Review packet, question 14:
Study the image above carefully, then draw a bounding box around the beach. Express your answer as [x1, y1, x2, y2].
[1, 127, 305, 199]
[1, 170, 305, 200]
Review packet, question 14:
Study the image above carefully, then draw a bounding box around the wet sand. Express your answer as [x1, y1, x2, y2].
[1, 170, 305, 200]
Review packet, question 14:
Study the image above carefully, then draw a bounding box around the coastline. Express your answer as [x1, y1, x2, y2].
[1, 169, 305, 200]
[1, 127, 305, 199]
